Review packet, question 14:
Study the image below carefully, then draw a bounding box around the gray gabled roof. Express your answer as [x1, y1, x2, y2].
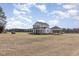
[51, 26, 61, 29]
[33, 22, 49, 28]
[35, 22, 49, 26]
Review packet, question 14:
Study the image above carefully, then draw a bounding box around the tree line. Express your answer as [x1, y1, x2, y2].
[62, 28, 79, 33]
[6, 28, 33, 32]
[6, 28, 79, 33]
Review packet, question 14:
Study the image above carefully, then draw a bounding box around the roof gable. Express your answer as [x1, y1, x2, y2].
[51, 26, 61, 29]
[33, 22, 49, 28]
[35, 22, 49, 26]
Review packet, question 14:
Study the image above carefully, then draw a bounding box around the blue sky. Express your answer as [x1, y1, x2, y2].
[0, 3, 79, 29]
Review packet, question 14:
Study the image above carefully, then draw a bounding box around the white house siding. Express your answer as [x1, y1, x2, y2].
[44, 28, 51, 34]
[33, 28, 51, 34]
[33, 29, 43, 34]
[33, 22, 50, 34]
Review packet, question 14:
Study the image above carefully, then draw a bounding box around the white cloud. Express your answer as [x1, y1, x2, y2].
[13, 3, 33, 12]
[6, 15, 32, 29]
[56, 3, 63, 5]
[6, 17, 32, 29]
[66, 9, 79, 20]
[50, 10, 65, 16]
[13, 9, 21, 16]
[62, 4, 79, 10]
[6, 4, 33, 29]
[49, 10, 70, 19]
[63, 4, 75, 9]
[6, 4, 48, 29]
[62, 4, 79, 20]
[6, 3, 79, 29]
[67, 9, 78, 16]
[56, 4, 79, 21]
[13, 4, 32, 16]
[15, 15, 32, 23]
[37, 20, 46, 22]
[13, 9, 28, 16]
[7, 21, 25, 29]
[47, 9, 79, 27]
[13, 4, 33, 23]
[13, 9, 32, 23]
[72, 15, 79, 20]
[48, 20, 59, 27]
[49, 8, 79, 21]
[35, 4, 47, 13]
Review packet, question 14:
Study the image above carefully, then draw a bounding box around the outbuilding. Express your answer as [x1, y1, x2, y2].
[51, 26, 62, 34]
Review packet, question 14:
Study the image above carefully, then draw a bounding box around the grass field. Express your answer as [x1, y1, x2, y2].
[0, 32, 79, 56]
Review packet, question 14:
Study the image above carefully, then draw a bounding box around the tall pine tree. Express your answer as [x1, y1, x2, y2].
[0, 7, 6, 33]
